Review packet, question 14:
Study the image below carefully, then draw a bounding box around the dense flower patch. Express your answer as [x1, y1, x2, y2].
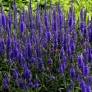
[0, 0, 92, 92]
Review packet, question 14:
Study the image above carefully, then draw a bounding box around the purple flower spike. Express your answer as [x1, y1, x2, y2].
[2, 75, 9, 90]
[28, 80, 33, 88]
[22, 66, 32, 80]
[68, 7, 75, 31]
[33, 80, 40, 88]
[58, 4, 63, 31]
[8, 10, 12, 31]
[60, 63, 66, 74]
[86, 85, 91, 92]
[70, 67, 76, 80]
[44, 11, 49, 32]
[46, 31, 51, 42]
[82, 65, 90, 76]
[48, 58, 53, 65]
[80, 80, 86, 92]
[1, 11, 6, 27]
[80, 8, 87, 36]
[20, 21, 26, 33]
[77, 54, 84, 69]
[0, 39, 5, 55]
[88, 22, 92, 42]
[52, 9, 57, 32]
[16, 78, 27, 90]
[12, 68, 20, 79]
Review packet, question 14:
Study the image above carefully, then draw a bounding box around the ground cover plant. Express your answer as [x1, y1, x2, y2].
[0, 0, 92, 92]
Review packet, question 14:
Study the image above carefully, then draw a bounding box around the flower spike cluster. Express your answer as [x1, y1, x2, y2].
[0, 0, 92, 92]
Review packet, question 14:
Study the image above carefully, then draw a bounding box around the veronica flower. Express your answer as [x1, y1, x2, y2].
[82, 65, 90, 76]
[31, 57, 37, 64]
[60, 47, 65, 59]
[36, 46, 41, 58]
[45, 31, 51, 42]
[1, 10, 6, 27]
[68, 6, 75, 32]
[18, 52, 26, 67]
[48, 58, 53, 65]
[77, 54, 84, 69]
[2, 74, 9, 90]
[22, 66, 32, 80]
[66, 81, 74, 92]
[12, 68, 20, 79]
[80, 80, 86, 92]
[53, 38, 58, 49]
[28, 80, 33, 88]
[86, 85, 91, 92]
[10, 46, 19, 61]
[24, 38, 32, 60]
[36, 4, 43, 38]
[44, 10, 49, 32]
[62, 34, 67, 51]
[83, 48, 90, 63]
[8, 10, 12, 31]
[68, 39, 75, 56]
[80, 23, 86, 38]
[59, 62, 66, 74]
[80, 8, 87, 37]
[89, 48, 92, 62]
[33, 80, 40, 88]
[0, 38, 5, 56]
[20, 21, 26, 33]
[16, 78, 27, 90]
[87, 76, 92, 85]
[37, 58, 45, 71]
[88, 21, 92, 42]
[58, 4, 63, 31]
[52, 9, 57, 32]
[53, 30, 58, 49]
[6, 37, 11, 60]
[70, 67, 76, 80]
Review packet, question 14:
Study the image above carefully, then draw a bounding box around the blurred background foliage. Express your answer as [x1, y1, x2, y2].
[1, 0, 92, 20]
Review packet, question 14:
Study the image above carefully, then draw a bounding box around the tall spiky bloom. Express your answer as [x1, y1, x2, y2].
[80, 80, 86, 92]
[33, 80, 41, 88]
[52, 8, 58, 49]
[52, 9, 57, 32]
[8, 8, 12, 32]
[16, 78, 27, 90]
[88, 20, 92, 43]
[12, 68, 20, 79]
[0, 38, 5, 56]
[44, 8, 49, 32]
[2, 74, 9, 90]
[82, 65, 90, 76]
[58, 1, 63, 32]
[20, 13, 26, 33]
[36, 2, 43, 37]
[6, 36, 11, 60]
[68, 6, 75, 32]
[22, 65, 32, 80]
[86, 85, 91, 92]
[70, 67, 76, 80]
[77, 54, 85, 69]
[80, 8, 86, 37]
[1, 9, 6, 28]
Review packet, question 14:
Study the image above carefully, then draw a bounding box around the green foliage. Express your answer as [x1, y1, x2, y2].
[1, 0, 92, 20]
